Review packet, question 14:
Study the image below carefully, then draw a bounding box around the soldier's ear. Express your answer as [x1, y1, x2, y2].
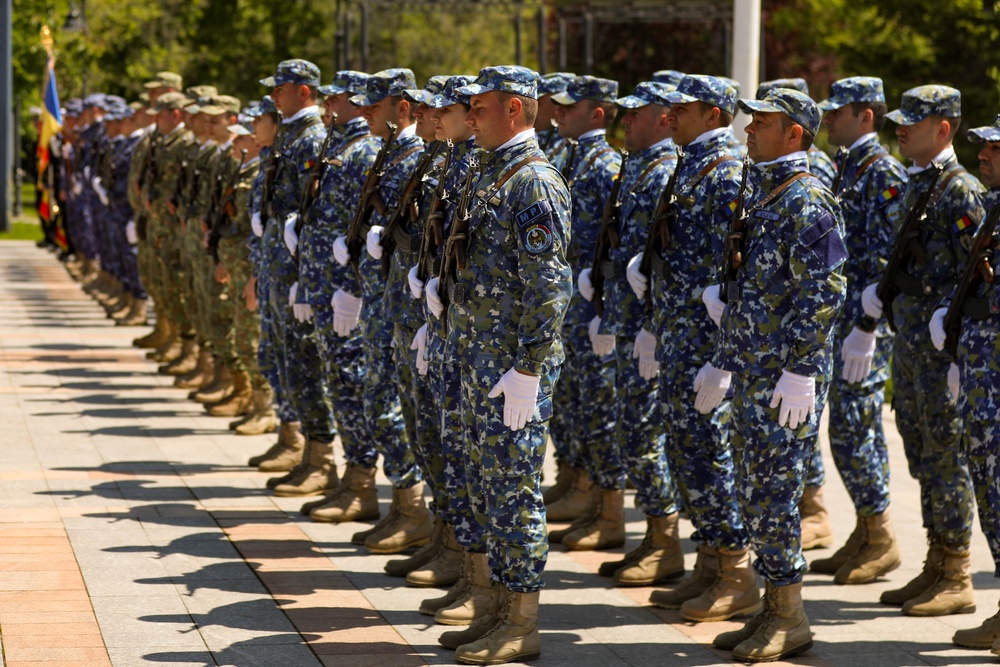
[786, 123, 804, 149]
[508, 95, 524, 120]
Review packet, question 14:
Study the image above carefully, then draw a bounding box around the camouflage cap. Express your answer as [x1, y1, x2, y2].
[538, 72, 576, 96]
[102, 94, 128, 111]
[63, 99, 83, 117]
[616, 81, 676, 109]
[143, 71, 183, 90]
[720, 76, 741, 96]
[129, 100, 146, 112]
[887, 85, 961, 125]
[105, 104, 134, 122]
[227, 117, 254, 136]
[551, 75, 619, 105]
[967, 114, 1000, 143]
[818, 76, 885, 111]
[738, 88, 822, 135]
[82, 93, 106, 109]
[456, 65, 539, 100]
[318, 70, 369, 96]
[139, 91, 150, 103]
[428, 74, 476, 109]
[246, 95, 278, 118]
[185, 85, 218, 99]
[151, 91, 190, 113]
[350, 68, 418, 106]
[403, 75, 450, 105]
[756, 78, 809, 99]
[199, 95, 242, 116]
[260, 59, 321, 88]
[665, 75, 738, 115]
[651, 70, 686, 87]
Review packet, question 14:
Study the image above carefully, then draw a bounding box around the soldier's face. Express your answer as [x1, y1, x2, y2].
[466, 92, 509, 151]
[188, 113, 206, 139]
[895, 116, 946, 164]
[621, 104, 668, 152]
[668, 101, 712, 147]
[252, 115, 277, 147]
[206, 114, 232, 142]
[978, 141, 1000, 189]
[554, 100, 593, 140]
[823, 104, 863, 147]
[362, 97, 397, 138]
[535, 95, 557, 128]
[744, 111, 792, 163]
[431, 104, 472, 142]
[413, 102, 437, 142]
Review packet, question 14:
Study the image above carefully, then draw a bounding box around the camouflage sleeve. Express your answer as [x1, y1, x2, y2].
[865, 161, 907, 280]
[946, 175, 986, 280]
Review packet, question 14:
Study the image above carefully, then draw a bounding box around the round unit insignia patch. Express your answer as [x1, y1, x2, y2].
[524, 224, 554, 254]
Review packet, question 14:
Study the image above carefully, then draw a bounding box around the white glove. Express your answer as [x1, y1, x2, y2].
[702, 284, 725, 328]
[929, 307, 948, 352]
[72, 178, 82, 195]
[288, 282, 299, 308]
[588, 316, 616, 357]
[293, 303, 313, 323]
[578, 268, 595, 302]
[251, 211, 263, 237]
[125, 220, 138, 245]
[488, 368, 540, 431]
[333, 235, 350, 266]
[840, 327, 877, 384]
[426, 277, 444, 319]
[407, 265, 424, 300]
[626, 253, 647, 300]
[861, 283, 883, 320]
[411, 324, 429, 376]
[693, 362, 731, 414]
[366, 225, 384, 260]
[283, 213, 299, 255]
[92, 177, 109, 206]
[331, 288, 362, 337]
[83, 166, 91, 181]
[633, 328, 660, 380]
[770, 370, 816, 429]
[948, 362, 960, 405]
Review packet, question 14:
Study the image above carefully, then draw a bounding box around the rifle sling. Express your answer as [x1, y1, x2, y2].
[356, 145, 424, 237]
[477, 156, 548, 208]
[568, 147, 614, 187]
[629, 154, 678, 198]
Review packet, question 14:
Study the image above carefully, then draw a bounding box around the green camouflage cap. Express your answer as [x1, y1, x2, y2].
[819, 76, 885, 111]
[260, 59, 321, 88]
[403, 75, 449, 105]
[139, 91, 150, 103]
[144, 71, 183, 90]
[151, 92, 189, 113]
[757, 78, 809, 99]
[967, 113, 1000, 143]
[551, 75, 619, 105]
[457, 65, 539, 100]
[538, 72, 576, 96]
[666, 75, 738, 115]
[350, 68, 418, 106]
[651, 70, 685, 87]
[738, 88, 822, 135]
[616, 81, 676, 109]
[129, 100, 146, 112]
[428, 75, 476, 109]
[185, 85, 218, 99]
[199, 95, 242, 116]
[887, 85, 961, 125]
[318, 71, 369, 96]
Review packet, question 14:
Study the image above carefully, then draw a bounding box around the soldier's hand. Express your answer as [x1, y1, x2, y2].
[411, 324, 429, 376]
[215, 263, 230, 284]
[333, 236, 350, 266]
[244, 277, 257, 312]
[769, 370, 816, 429]
[632, 328, 659, 380]
[929, 307, 947, 351]
[251, 211, 264, 238]
[366, 226, 384, 260]
[578, 268, 595, 302]
[948, 363, 960, 405]
[626, 253, 647, 300]
[426, 277, 444, 319]
[407, 265, 424, 300]
[693, 362, 731, 414]
[283, 214, 299, 255]
[840, 327, 876, 384]
[331, 289, 363, 337]
[702, 284, 725, 328]
[488, 368, 540, 431]
[861, 283, 883, 320]
[588, 316, 616, 357]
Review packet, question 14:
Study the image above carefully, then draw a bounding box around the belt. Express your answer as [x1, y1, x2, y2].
[893, 272, 935, 297]
[962, 295, 1000, 320]
[600, 259, 622, 279]
[392, 225, 414, 252]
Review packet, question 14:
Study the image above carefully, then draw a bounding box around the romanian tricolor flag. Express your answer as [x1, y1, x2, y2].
[877, 186, 899, 204]
[954, 214, 974, 233]
[36, 58, 62, 231]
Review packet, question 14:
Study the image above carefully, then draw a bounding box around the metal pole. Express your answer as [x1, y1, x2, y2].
[730, 0, 761, 144]
[583, 12, 594, 75]
[536, 6, 546, 75]
[12, 94, 21, 216]
[0, 0, 12, 231]
[558, 16, 567, 71]
[344, 3, 352, 70]
[514, 10, 523, 66]
[360, 0, 369, 73]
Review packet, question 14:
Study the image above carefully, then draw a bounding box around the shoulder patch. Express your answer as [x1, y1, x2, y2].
[877, 186, 900, 204]
[954, 214, 975, 233]
[514, 200, 553, 229]
[523, 223, 554, 255]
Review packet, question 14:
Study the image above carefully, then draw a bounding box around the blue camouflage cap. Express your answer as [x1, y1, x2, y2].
[616, 81, 676, 109]
[457, 65, 539, 100]
[887, 85, 961, 125]
[318, 70, 370, 96]
[428, 75, 476, 109]
[756, 78, 809, 99]
[738, 88, 822, 135]
[967, 114, 1000, 143]
[651, 70, 686, 87]
[720, 77, 741, 96]
[64, 98, 83, 117]
[102, 95, 128, 111]
[228, 110, 255, 135]
[350, 68, 418, 106]
[551, 75, 619, 105]
[260, 59, 321, 88]
[818, 76, 885, 111]
[248, 95, 278, 117]
[665, 75, 738, 115]
[82, 93, 105, 110]
[538, 72, 576, 96]
[403, 75, 449, 105]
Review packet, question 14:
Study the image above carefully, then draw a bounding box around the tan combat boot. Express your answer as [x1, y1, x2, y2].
[834, 510, 901, 584]
[438, 579, 502, 649]
[236, 388, 279, 436]
[548, 484, 599, 544]
[110, 293, 133, 319]
[255, 420, 305, 473]
[954, 598, 1000, 648]
[160, 336, 199, 376]
[385, 518, 444, 577]
[193, 363, 233, 405]
[903, 546, 976, 616]
[301, 467, 350, 516]
[731, 581, 812, 662]
[545, 468, 592, 522]
[407, 523, 464, 588]
[562, 488, 625, 551]
[207, 369, 253, 417]
[364, 483, 434, 554]
[810, 515, 865, 574]
[680, 547, 760, 622]
[543, 462, 578, 505]
[422, 549, 470, 616]
[435, 552, 494, 626]
[799, 485, 833, 550]
[650, 544, 720, 609]
[454, 589, 542, 665]
[175, 349, 213, 390]
[133, 316, 169, 348]
[272, 439, 338, 498]
[265, 426, 309, 490]
[309, 465, 379, 523]
[117, 297, 148, 326]
[148, 328, 181, 362]
[610, 513, 685, 586]
[880, 541, 944, 605]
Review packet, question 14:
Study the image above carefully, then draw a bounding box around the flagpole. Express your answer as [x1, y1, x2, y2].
[0, 0, 12, 232]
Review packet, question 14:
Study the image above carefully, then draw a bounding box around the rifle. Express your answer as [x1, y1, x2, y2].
[859, 163, 943, 332]
[439, 155, 479, 311]
[294, 112, 338, 238]
[260, 123, 286, 221]
[638, 149, 685, 305]
[416, 140, 454, 283]
[721, 155, 751, 304]
[345, 121, 398, 273]
[380, 140, 444, 279]
[590, 149, 629, 317]
[208, 149, 248, 263]
[942, 198, 999, 361]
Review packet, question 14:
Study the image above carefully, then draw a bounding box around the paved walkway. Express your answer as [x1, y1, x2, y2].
[0, 240, 997, 667]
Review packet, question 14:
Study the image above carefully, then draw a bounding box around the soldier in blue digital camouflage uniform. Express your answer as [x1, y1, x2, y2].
[333, 68, 433, 554]
[625, 75, 756, 615]
[543, 76, 620, 534]
[700, 88, 847, 662]
[651, 70, 685, 87]
[862, 85, 983, 617]
[535, 72, 575, 170]
[575, 81, 679, 579]
[757, 79, 838, 190]
[808, 76, 906, 584]
[931, 114, 1000, 653]
[422, 65, 571, 665]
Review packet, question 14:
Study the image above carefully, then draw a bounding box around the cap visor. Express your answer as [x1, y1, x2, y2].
[318, 84, 347, 95]
[968, 127, 1000, 143]
[259, 76, 277, 87]
[885, 109, 919, 126]
[817, 98, 845, 112]
[664, 91, 699, 105]
[228, 125, 252, 135]
[737, 99, 782, 115]
[143, 81, 163, 90]
[550, 91, 577, 106]
[349, 94, 375, 107]
[427, 94, 458, 109]
[615, 96, 648, 109]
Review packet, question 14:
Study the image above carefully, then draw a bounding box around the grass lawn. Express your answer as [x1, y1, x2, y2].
[1, 184, 44, 242]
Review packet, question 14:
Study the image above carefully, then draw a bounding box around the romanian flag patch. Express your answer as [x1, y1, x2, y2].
[877, 186, 899, 204]
[302, 158, 315, 171]
[726, 200, 738, 214]
[954, 215, 974, 233]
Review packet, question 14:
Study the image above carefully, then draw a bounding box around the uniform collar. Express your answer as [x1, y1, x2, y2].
[847, 132, 878, 153]
[495, 128, 536, 152]
[688, 126, 730, 147]
[282, 105, 320, 125]
[908, 145, 955, 174]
